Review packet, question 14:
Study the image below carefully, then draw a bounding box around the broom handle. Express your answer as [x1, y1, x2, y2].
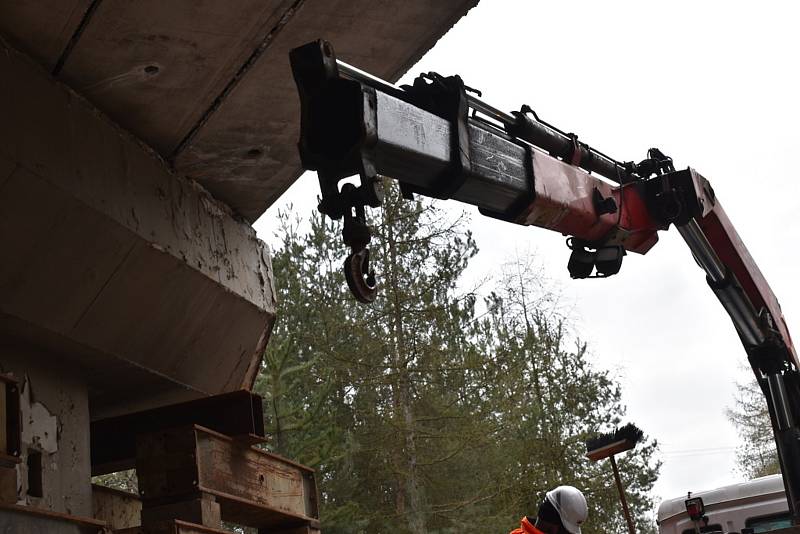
[610, 455, 636, 534]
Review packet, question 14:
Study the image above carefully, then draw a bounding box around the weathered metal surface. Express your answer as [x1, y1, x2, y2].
[0, 503, 107, 533]
[92, 485, 142, 531]
[136, 426, 318, 529]
[92, 391, 265, 476]
[197, 428, 318, 528]
[0, 41, 276, 412]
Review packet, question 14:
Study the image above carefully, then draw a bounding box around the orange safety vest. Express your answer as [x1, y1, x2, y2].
[510, 516, 546, 534]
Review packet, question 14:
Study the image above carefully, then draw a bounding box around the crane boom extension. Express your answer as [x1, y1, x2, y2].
[290, 40, 800, 517]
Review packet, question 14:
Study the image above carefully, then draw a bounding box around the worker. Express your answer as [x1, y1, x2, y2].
[511, 486, 589, 534]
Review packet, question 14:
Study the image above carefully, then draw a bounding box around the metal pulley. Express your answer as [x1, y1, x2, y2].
[344, 248, 376, 304]
[340, 184, 377, 303]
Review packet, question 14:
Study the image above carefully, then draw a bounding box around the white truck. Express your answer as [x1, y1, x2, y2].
[658, 475, 791, 534]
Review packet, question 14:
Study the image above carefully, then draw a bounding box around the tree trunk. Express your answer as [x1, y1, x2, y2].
[385, 214, 426, 534]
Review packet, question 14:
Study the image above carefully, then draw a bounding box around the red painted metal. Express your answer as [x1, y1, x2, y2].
[514, 149, 797, 369]
[517, 150, 661, 254]
[698, 202, 798, 367]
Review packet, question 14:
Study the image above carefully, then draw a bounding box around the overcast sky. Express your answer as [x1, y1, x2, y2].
[254, 0, 800, 512]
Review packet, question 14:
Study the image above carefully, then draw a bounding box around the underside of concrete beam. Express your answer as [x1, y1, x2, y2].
[0, 0, 479, 221]
[0, 39, 276, 416]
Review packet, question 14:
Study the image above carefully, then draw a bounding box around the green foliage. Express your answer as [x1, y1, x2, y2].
[475, 258, 660, 533]
[92, 469, 138, 493]
[727, 374, 780, 478]
[257, 182, 660, 533]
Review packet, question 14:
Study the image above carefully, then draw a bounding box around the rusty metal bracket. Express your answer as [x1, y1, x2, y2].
[136, 425, 319, 531]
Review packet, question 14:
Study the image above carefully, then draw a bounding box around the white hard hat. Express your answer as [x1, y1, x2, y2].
[546, 486, 588, 534]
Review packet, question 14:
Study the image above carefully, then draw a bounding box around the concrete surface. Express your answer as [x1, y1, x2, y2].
[0, 1, 477, 526]
[0, 352, 92, 517]
[0, 40, 276, 414]
[0, 0, 478, 220]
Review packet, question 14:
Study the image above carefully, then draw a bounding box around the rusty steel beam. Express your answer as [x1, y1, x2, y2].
[91, 390, 265, 476]
[135, 425, 318, 531]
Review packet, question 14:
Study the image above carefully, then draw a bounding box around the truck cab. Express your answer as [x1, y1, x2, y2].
[658, 475, 791, 533]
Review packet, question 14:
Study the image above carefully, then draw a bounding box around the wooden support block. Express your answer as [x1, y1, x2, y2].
[136, 425, 319, 530]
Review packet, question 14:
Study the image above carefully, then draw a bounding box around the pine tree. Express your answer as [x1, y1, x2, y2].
[477, 256, 661, 534]
[260, 185, 489, 533]
[332, 183, 488, 533]
[727, 374, 780, 478]
[258, 186, 661, 534]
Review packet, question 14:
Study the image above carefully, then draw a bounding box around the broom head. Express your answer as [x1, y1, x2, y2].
[585, 423, 643, 462]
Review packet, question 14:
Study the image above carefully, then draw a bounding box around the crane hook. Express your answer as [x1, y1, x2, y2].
[341, 194, 377, 303]
[344, 248, 377, 303]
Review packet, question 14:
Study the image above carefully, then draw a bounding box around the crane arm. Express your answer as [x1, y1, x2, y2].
[290, 40, 800, 516]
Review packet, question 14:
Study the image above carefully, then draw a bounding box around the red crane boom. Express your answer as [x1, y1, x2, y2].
[290, 40, 800, 518]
